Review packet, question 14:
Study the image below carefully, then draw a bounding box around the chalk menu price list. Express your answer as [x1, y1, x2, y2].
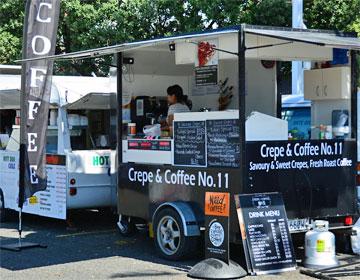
[206, 119, 240, 168]
[173, 121, 206, 166]
[235, 193, 296, 275]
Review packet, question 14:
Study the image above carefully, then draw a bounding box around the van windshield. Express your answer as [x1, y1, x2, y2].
[68, 109, 116, 150]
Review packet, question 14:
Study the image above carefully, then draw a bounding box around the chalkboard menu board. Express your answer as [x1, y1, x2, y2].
[173, 121, 206, 166]
[235, 193, 296, 275]
[207, 119, 240, 168]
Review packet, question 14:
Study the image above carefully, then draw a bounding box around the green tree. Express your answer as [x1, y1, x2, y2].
[0, 0, 359, 76]
[0, 0, 24, 64]
[56, 0, 125, 75]
[304, 0, 360, 32]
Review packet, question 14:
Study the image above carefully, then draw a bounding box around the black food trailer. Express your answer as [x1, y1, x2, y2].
[22, 24, 360, 260]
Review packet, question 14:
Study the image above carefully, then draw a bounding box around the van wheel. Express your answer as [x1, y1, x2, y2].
[0, 191, 7, 223]
[117, 216, 137, 237]
[154, 208, 199, 260]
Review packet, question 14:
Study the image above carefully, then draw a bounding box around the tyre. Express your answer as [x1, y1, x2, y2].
[153, 207, 199, 260]
[0, 191, 7, 223]
[117, 216, 137, 237]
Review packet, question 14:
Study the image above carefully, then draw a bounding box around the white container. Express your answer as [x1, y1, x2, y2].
[68, 114, 80, 126]
[96, 135, 109, 147]
[80, 116, 88, 126]
[325, 125, 332, 139]
[304, 220, 339, 269]
[49, 110, 58, 126]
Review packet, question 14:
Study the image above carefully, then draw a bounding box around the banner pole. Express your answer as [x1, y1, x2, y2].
[18, 208, 22, 247]
[0, 144, 46, 251]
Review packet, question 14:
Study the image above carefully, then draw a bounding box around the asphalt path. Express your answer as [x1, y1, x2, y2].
[1, 210, 359, 280]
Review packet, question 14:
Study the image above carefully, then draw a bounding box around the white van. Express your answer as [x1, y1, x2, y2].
[0, 75, 117, 221]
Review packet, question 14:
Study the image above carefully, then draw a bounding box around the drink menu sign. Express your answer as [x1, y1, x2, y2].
[235, 193, 296, 275]
[22, 155, 67, 220]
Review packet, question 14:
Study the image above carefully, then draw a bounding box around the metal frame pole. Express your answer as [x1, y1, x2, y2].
[238, 25, 247, 207]
[276, 62, 283, 119]
[238, 24, 252, 274]
[116, 52, 123, 207]
[350, 50, 358, 141]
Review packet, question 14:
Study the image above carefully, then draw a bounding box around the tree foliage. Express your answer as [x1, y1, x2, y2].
[304, 0, 360, 31]
[0, 0, 359, 75]
[0, 0, 24, 64]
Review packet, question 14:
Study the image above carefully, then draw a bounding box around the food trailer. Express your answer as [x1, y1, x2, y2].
[0, 75, 117, 221]
[17, 24, 360, 260]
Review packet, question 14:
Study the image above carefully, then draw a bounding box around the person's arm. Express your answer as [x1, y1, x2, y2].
[165, 105, 175, 128]
[167, 114, 174, 127]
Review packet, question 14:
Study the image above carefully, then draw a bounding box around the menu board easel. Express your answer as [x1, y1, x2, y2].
[234, 192, 296, 275]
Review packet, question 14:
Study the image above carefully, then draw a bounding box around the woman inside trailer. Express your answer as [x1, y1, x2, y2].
[164, 84, 192, 132]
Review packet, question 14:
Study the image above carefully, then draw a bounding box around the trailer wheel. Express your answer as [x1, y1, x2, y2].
[154, 208, 198, 260]
[0, 191, 7, 223]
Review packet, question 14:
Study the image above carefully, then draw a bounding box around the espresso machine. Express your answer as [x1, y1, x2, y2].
[130, 96, 168, 134]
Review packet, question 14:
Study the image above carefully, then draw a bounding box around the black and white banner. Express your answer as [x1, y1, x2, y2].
[20, 0, 60, 205]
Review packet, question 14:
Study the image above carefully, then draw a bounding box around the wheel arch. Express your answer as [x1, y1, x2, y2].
[152, 201, 200, 237]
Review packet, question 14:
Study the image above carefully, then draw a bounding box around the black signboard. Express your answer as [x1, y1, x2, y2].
[173, 121, 206, 166]
[207, 119, 240, 168]
[235, 193, 296, 275]
[246, 140, 356, 219]
[204, 192, 230, 263]
[195, 65, 218, 86]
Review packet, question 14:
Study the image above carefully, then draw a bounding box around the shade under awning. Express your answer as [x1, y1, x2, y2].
[0, 90, 20, 109]
[244, 25, 360, 50]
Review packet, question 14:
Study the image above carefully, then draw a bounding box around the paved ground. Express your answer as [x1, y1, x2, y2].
[1, 210, 359, 280]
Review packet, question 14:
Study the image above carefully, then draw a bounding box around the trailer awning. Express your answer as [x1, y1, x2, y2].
[15, 25, 360, 63]
[16, 28, 239, 62]
[244, 25, 360, 50]
[65, 92, 115, 110]
[0, 75, 112, 108]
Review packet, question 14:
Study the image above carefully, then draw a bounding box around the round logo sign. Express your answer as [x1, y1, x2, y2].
[209, 221, 225, 247]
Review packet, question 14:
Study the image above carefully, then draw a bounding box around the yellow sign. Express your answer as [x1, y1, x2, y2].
[316, 239, 325, 252]
[29, 196, 38, 205]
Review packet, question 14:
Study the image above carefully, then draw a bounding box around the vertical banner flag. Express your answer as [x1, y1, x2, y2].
[19, 0, 60, 206]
